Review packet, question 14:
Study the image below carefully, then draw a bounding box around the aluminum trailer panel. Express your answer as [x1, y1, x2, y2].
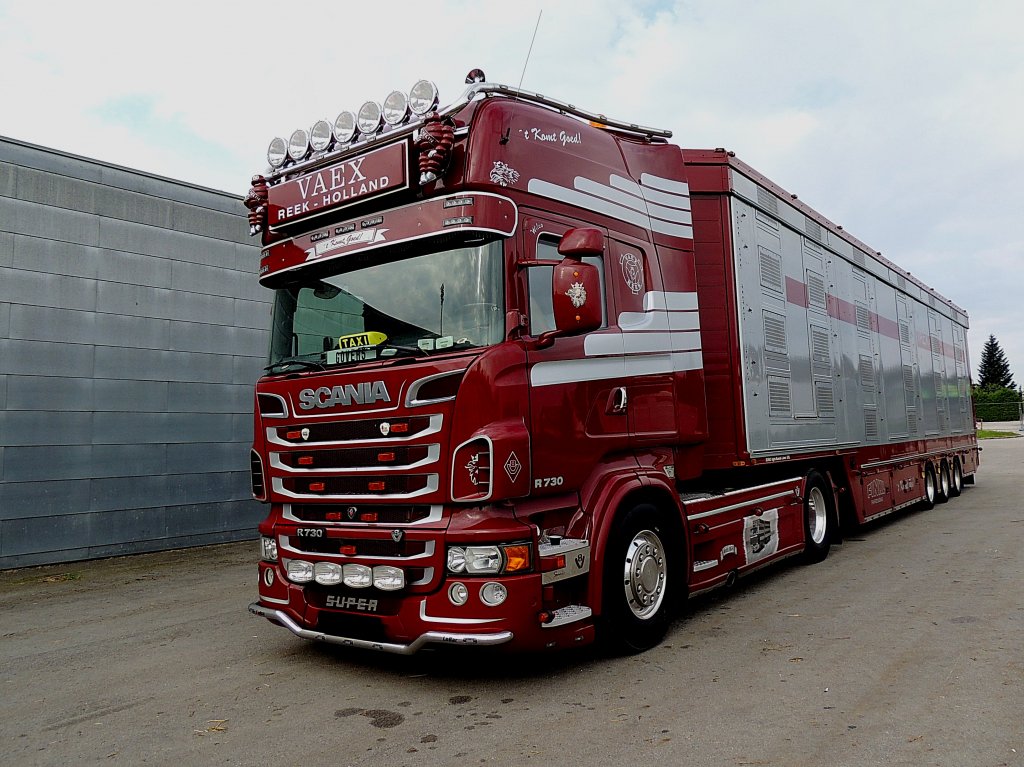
[685, 150, 973, 464]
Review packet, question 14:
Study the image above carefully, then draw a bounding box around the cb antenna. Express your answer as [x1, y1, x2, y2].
[501, 9, 543, 145]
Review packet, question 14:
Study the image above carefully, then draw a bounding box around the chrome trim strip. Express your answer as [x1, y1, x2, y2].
[405, 368, 468, 408]
[279, 541, 436, 563]
[860, 448, 967, 470]
[419, 600, 501, 625]
[249, 603, 513, 654]
[272, 474, 439, 501]
[281, 503, 445, 527]
[269, 444, 441, 474]
[265, 414, 443, 447]
[684, 483, 801, 522]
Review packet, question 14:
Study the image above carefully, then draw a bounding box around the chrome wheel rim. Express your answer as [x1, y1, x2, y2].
[953, 463, 963, 492]
[807, 486, 828, 545]
[940, 466, 950, 496]
[622, 529, 667, 620]
[925, 470, 936, 503]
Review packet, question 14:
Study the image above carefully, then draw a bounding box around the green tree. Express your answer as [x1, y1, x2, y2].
[977, 334, 1015, 389]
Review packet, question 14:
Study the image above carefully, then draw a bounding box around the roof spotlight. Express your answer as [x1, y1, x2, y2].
[333, 110, 357, 143]
[267, 137, 287, 168]
[287, 128, 310, 161]
[409, 80, 439, 116]
[382, 90, 410, 125]
[357, 101, 383, 135]
[309, 120, 332, 151]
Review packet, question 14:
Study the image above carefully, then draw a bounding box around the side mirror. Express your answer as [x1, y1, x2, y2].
[558, 227, 603, 257]
[536, 258, 602, 347]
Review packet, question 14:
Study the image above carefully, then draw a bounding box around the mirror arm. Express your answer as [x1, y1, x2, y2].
[516, 259, 562, 269]
[534, 329, 565, 349]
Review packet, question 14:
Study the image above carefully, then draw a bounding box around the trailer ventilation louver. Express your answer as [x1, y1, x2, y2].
[814, 382, 835, 415]
[758, 247, 784, 294]
[763, 312, 788, 354]
[768, 376, 792, 416]
[899, 321, 912, 347]
[810, 326, 830, 365]
[859, 355, 875, 390]
[804, 218, 822, 242]
[756, 186, 779, 216]
[864, 409, 879, 440]
[806, 272, 827, 309]
[856, 305, 871, 333]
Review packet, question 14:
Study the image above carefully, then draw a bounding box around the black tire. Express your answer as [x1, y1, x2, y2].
[936, 460, 951, 504]
[949, 458, 963, 497]
[801, 471, 834, 564]
[921, 463, 937, 509]
[601, 503, 678, 654]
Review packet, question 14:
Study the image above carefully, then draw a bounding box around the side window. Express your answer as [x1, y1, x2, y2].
[527, 237, 606, 335]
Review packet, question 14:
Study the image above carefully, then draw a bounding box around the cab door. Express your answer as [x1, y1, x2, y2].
[519, 212, 631, 492]
[605, 236, 679, 446]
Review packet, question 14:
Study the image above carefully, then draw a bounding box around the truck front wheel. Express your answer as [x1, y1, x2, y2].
[601, 504, 676, 653]
[801, 471, 834, 564]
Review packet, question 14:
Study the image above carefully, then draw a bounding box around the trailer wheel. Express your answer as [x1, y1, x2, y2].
[921, 463, 937, 509]
[936, 460, 951, 504]
[601, 504, 676, 654]
[801, 471, 834, 564]
[949, 458, 963, 497]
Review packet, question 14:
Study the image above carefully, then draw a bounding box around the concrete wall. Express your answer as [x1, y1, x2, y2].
[0, 137, 270, 568]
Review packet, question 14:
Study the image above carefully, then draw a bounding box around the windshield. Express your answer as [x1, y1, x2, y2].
[268, 240, 504, 371]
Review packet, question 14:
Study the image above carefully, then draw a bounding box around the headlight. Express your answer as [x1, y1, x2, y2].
[447, 546, 467, 573]
[260, 536, 278, 562]
[309, 119, 333, 151]
[480, 581, 508, 607]
[465, 546, 502, 575]
[373, 566, 405, 591]
[267, 137, 287, 168]
[286, 560, 313, 583]
[382, 90, 409, 125]
[356, 101, 383, 135]
[409, 80, 439, 116]
[446, 543, 532, 575]
[333, 110, 357, 143]
[314, 561, 342, 585]
[287, 128, 310, 161]
[343, 563, 373, 588]
[448, 582, 468, 605]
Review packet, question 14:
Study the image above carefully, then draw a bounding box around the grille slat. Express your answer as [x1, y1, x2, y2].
[276, 415, 434, 444]
[290, 504, 435, 525]
[279, 445, 431, 470]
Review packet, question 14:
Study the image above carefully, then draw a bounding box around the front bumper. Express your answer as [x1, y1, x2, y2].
[248, 602, 513, 654]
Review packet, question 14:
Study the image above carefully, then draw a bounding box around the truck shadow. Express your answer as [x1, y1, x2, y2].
[277, 495, 958, 682]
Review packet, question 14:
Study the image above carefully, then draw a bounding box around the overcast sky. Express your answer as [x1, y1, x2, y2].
[2, 0, 1022, 386]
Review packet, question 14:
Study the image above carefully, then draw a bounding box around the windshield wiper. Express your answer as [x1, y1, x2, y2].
[264, 357, 326, 374]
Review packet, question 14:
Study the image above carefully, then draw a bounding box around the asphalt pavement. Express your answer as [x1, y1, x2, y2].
[1, 437, 1021, 767]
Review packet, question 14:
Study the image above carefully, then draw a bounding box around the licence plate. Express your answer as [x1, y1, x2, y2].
[328, 347, 377, 365]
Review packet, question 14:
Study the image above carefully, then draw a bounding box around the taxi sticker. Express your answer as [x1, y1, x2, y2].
[337, 331, 387, 350]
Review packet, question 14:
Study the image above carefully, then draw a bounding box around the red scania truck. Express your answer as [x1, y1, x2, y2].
[245, 71, 979, 654]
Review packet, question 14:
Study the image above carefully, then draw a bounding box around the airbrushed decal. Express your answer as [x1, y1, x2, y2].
[490, 161, 520, 187]
[530, 291, 703, 387]
[528, 173, 693, 239]
[743, 508, 779, 565]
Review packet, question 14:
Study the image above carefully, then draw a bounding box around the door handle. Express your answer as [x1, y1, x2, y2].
[607, 386, 627, 415]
